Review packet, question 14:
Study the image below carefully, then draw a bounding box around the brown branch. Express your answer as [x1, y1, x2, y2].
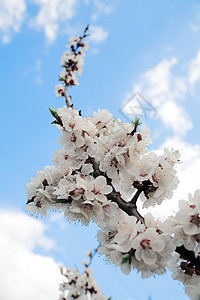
[176, 245, 200, 273]
[130, 188, 143, 205]
[64, 85, 74, 109]
[107, 190, 144, 223]
[87, 156, 144, 223]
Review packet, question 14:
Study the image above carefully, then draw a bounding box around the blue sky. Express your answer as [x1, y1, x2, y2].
[1, 0, 200, 299]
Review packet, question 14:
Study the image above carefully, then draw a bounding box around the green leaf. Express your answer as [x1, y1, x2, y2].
[51, 120, 61, 125]
[132, 117, 142, 127]
[52, 197, 69, 204]
[121, 253, 131, 264]
[59, 76, 65, 82]
[49, 108, 59, 119]
[49, 108, 63, 126]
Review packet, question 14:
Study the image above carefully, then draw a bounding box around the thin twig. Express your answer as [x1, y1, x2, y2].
[87, 245, 100, 269]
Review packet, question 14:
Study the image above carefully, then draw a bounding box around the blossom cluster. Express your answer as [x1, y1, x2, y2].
[59, 266, 108, 300]
[174, 190, 200, 254]
[97, 213, 175, 278]
[26, 105, 182, 279]
[168, 252, 200, 300]
[26, 28, 200, 300]
[26, 106, 180, 226]
[55, 25, 89, 97]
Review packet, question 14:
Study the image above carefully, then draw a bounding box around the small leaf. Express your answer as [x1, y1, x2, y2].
[51, 120, 61, 125]
[49, 108, 59, 119]
[132, 117, 142, 127]
[52, 197, 69, 204]
[49, 108, 63, 126]
[121, 253, 131, 264]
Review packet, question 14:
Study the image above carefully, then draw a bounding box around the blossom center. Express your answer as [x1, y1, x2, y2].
[140, 238, 151, 249]
[92, 187, 100, 195]
[110, 158, 117, 167]
[70, 133, 77, 142]
[190, 214, 200, 227]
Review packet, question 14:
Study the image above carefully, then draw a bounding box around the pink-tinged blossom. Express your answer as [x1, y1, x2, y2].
[132, 228, 165, 266]
[84, 176, 112, 203]
[175, 190, 200, 237]
[57, 106, 83, 132]
[59, 129, 84, 153]
[112, 216, 145, 252]
[59, 266, 108, 300]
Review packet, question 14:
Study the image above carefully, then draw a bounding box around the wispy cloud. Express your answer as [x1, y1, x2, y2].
[0, 0, 113, 44]
[0, 0, 26, 43]
[89, 25, 108, 44]
[158, 100, 193, 136]
[122, 50, 200, 137]
[29, 0, 77, 43]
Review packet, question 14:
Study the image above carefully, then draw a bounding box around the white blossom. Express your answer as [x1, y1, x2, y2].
[55, 84, 64, 97]
[132, 228, 165, 265]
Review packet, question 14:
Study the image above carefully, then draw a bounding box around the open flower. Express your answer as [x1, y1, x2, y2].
[132, 228, 165, 266]
[84, 176, 112, 203]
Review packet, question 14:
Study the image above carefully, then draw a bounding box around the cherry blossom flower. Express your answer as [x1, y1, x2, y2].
[55, 84, 64, 97]
[132, 228, 165, 266]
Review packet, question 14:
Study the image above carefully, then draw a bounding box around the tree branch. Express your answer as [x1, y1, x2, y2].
[64, 85, 74, 109]
[176, 245, 200, 273]
[107, 190, 144, 223]
[87, 156, 144, 223]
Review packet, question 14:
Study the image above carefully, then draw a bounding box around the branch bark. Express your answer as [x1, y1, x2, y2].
[87, 156, 144, 223]
[64, 85, 74, 109]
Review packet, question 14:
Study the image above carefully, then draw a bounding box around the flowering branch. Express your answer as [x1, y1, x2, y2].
[84, 245, 100, 269]
[55, 24, 89, 108]
[59, 248, 110, 300]
[26, 26, 200, 300]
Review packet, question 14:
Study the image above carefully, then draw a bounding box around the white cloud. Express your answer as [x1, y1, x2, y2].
[158, 101, 193, 136]
[0, 0, 26, 43]
[133, 57, 188, 107]
[29, 0, 77, 43]
[135, 58, 178, 105]
[0, 210, 62, 300]
[0, 0, 112, 44]
[124, 57, 193, 137]
[89, 25, 108, 44]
